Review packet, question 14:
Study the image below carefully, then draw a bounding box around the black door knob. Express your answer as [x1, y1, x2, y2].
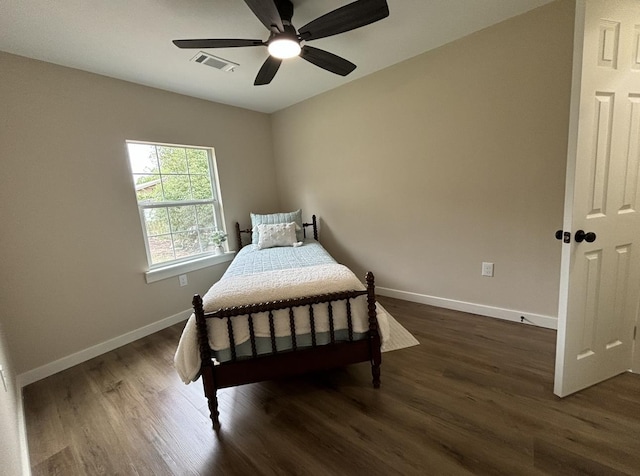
[575, 230, 596, 243]
[555, 230, 564, 240]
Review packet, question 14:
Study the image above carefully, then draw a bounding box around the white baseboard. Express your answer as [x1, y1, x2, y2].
[16, 309, 192, 388]
[377, 287, 557, 330]
[16, 288, 557, 388]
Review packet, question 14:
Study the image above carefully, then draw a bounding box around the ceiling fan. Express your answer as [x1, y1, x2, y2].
[173, 0, 390, 85]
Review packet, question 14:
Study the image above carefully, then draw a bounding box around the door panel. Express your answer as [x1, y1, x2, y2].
[555, 0, 640, 397]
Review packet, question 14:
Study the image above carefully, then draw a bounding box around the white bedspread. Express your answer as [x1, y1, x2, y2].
[174, 263, 389, 383]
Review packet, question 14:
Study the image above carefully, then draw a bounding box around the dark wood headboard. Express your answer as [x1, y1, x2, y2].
[235, 214, 318, 250]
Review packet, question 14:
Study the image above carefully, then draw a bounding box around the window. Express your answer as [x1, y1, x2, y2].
[126, 141, 226, 272]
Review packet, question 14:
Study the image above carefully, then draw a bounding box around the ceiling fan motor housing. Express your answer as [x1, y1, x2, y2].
[269, 23, 299, 44]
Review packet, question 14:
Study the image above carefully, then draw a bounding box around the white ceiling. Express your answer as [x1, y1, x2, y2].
[1, 0, 555, 113]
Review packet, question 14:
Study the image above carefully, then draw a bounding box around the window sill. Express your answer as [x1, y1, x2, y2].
[145, 252, 235, 284]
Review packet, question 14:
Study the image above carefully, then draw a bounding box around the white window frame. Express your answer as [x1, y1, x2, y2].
[126, 140, 234, 283]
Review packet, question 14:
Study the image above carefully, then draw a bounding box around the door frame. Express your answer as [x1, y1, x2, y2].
[634, 305, 639, 372]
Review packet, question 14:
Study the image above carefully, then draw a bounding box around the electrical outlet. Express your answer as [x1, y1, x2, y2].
[179, 274, 188, 287]
[482, 262, 494, 277]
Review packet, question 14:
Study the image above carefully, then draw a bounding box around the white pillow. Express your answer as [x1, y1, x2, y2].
[256, 222, 300, 250]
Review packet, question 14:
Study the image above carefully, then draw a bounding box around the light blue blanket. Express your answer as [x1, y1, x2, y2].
[223, 239, 336, 278]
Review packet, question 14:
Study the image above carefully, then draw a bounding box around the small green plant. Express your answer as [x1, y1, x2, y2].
[211, 230, 227, 246]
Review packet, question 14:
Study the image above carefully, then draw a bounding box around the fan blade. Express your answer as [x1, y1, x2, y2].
[298, 0, 389, 41]
[173, 39, 264, 49]
[300, 46, 356, 76]
[244, 0, 284, 32]
[254, 56, 282, 85]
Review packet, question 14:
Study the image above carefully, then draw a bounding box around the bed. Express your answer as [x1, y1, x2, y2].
[174, 211, 388, 428]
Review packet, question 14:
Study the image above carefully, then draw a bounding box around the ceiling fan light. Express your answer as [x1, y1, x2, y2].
[268, 38, 301, 59]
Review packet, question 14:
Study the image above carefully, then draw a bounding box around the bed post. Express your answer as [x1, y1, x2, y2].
[366, 272, 381, 388]
[193, 294, 220, 429]
[234, 222, 242, 251]
[312, 214, 318, 240]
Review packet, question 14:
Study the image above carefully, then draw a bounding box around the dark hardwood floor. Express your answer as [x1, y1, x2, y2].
[24, 297, 640, 475]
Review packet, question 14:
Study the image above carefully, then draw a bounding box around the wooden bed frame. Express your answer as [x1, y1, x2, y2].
[191, 215, 382, 429]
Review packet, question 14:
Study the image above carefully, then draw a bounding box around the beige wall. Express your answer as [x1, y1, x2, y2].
[272, 0, 574, 318]
[0, 52, 279, 375]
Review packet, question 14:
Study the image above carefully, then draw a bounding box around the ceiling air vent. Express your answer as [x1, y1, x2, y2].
[191, 52, 239, 72]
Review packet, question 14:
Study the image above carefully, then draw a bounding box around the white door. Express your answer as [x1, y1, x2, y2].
[555, 0, 640, 398]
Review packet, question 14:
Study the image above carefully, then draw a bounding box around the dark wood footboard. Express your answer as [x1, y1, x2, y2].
[193, 271, 381, 429]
